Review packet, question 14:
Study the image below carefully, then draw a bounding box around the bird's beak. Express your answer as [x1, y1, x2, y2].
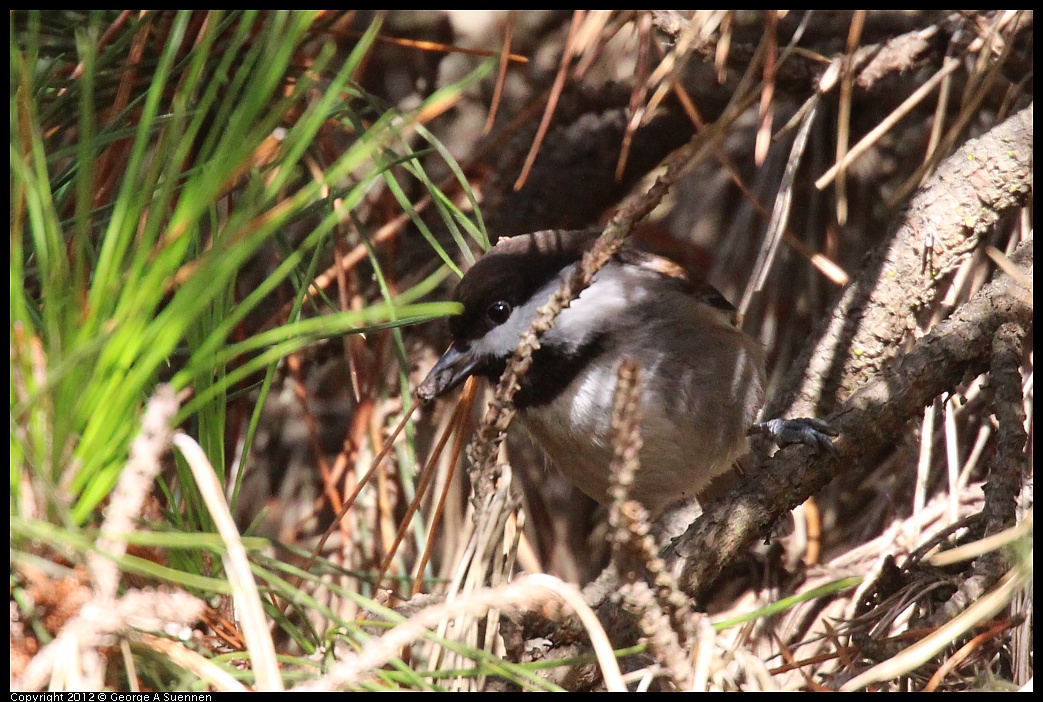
[417, 344, 483, 403]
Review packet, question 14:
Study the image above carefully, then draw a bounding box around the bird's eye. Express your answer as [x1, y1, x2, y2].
[487, 300, 512, 325]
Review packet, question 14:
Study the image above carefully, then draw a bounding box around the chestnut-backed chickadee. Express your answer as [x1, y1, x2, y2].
[418, 229, 831, 516]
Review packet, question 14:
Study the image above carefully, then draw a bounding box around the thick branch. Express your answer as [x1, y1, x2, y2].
[767, 103, 1032, 420]
[673, 237, 1032, 603]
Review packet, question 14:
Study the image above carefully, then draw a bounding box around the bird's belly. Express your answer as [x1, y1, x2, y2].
[518, 354, 750, 515]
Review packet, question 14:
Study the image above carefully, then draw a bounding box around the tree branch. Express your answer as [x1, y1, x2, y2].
[766, 103, 1032, 421]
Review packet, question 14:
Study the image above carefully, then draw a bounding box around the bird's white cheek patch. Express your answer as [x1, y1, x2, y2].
[546, 266, 650, 351]
[468, 263, 649, 361]
[572, 272, 640, 322]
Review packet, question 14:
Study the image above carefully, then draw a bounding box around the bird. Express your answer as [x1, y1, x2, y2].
[417, 229, 831, 517]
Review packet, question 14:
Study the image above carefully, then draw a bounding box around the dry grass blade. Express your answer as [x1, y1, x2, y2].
[526, 574, 628, 692]
[286, 351, 349, 525]
[412, 377, 478, 595]
[986, 245, 1034, 292]
[513, 10, 586, 190]
[173, 431, 283, 691]
[738, 95, 818, 317]
[690, 615, 717, 692]
[305, 398, 420, 571]
[922, 617, 1022, 692]
[753, 10, 778, 166]
[815, 57, 961, 190]
[297, 573, 625, 691]
[365, 30, 529, 63]
[135, 633, 250, 692]
[483, 11, 517, 135]
[431, 463, 519, 688]
[832, 10, 866, 225]
[928, 515, 1033, 568]
[614, 12, 653, 182]
[885, 20, 1018, 209]
[645, 11, 725, 114]
[663, 17, 848, 288]
[375, 379, 476, 591]
[841, 563, 1030, 691]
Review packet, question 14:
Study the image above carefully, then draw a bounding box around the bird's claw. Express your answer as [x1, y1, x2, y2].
[750, 417, 839, 457]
